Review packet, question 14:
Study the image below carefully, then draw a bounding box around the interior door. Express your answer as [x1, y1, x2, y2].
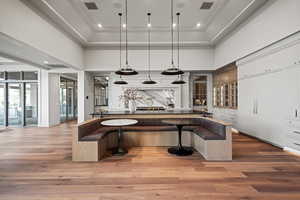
[8, 83, 22, 126]
[0, 84, 4, 126]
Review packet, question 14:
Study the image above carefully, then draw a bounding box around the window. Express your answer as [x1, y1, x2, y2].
[94, 76, 108, 106]
[193, 76, 207, 106]
[0, 71, 39, 126]
[7, 72, 21, 80]
[0, 72, 4, 81]
[213, 62, 238, 109]
[23, 72, 38, 80]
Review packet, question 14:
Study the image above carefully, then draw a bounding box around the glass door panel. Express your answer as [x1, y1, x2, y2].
[60, 80, 67, 122]
[67, 81, 74, 119]
[8, 83, 22, 126]
[25, 83, 38, 125]
[0, 84, 4, 126]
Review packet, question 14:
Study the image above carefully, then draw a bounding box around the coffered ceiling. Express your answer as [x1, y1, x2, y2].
[25, 0, 268, 47]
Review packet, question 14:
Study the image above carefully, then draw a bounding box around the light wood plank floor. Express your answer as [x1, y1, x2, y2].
[1, 121, 300, 200]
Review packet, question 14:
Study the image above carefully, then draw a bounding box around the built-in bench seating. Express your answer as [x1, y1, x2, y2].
[73, 117, 232, 161]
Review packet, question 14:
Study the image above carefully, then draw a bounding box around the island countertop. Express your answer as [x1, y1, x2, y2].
[90, 110, 212, 118]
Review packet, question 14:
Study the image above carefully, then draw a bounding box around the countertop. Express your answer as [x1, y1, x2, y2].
[90, 110, 212, 116]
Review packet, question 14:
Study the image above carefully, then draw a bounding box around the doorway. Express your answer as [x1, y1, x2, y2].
[60, 77, 77, 122]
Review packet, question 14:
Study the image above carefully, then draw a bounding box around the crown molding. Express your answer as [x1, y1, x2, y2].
[25, 0, 264, 48]
[237, 31, 300, 66]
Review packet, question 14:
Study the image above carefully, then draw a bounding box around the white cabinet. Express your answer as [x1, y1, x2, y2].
[237, 61, 300, 148]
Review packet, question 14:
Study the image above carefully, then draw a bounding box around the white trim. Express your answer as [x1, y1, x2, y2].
[211, 0, 256, 42]
[237, 31, 300, 66]
[40, 0, 87, 43]
[284, 147, 300, 156]
[28, 0, 263, 47]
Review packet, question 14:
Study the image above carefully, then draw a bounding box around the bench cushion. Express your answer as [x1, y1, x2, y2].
[193, 127, 225, 140]
[80, 127, 117, 141]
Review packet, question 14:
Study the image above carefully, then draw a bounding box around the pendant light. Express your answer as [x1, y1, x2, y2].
[161, 0, 184, 76]
[172, 12, 186, 84]
[143, 13, 157, 85]
[115, 0, 138, 76]
[114, 13, 128, 85]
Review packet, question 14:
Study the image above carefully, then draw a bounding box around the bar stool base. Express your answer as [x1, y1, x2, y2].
[168, 146, 193, 156]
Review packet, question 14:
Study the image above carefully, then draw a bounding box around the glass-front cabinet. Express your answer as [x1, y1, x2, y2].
[0, 71, 39, 127]
[192, 75, 208, 110]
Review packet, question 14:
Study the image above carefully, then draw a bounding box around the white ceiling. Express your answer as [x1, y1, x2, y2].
[25, 0, 267, 47]
[0, 33, 74, 70]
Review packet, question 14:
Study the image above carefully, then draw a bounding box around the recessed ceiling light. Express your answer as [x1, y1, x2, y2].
[196, 23, 201, 28]
[173, 23, 176, 28]
[43, 61, 49, 64]
[147, 23, 151, 28]
[98, 23, 102, 28]
[122, 23, 126, 28]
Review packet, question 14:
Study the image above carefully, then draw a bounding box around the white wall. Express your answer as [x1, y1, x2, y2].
[77, 71, 94, 123]
[214, 0, 300, 68]
[107, 72, 190, 110]
[0, 0, 83, 69]
[84, 47, 214, 71]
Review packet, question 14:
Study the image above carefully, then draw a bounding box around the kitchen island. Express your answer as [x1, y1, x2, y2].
[73, 110, 232, 162]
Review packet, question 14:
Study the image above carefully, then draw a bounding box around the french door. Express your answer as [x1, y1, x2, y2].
[0, 83, 38, 127]
[60, 77, 77, 122]
[8, 83, 22, 126]
[0, 84, 4, 126]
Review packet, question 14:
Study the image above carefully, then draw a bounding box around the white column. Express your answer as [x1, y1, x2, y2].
[77, 71, 94, 123]
[39, 70, 60, 127]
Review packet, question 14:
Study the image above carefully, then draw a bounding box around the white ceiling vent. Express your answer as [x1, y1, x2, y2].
[84, 2, 98, 10]
[200, 2, 214, 10]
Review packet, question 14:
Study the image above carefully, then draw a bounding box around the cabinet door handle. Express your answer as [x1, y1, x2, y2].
[296, 109, 298, 118]
[294, 131, 300, 134]
[294, 143, 300, 146]
[256, 101, 258, 114]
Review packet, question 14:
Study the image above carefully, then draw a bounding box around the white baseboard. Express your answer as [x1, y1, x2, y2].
[284, 147, 300, 156]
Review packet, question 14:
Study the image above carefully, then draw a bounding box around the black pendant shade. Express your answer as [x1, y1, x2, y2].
[114, 79, 128, 84]
[142, 79, 157, 84]
[114, 13, 129, 85]
[162, 0, 184, 76]
[161, 67, 184, 75]
[172, 78, 186, 84]
[115, 67, 138, 75]
[115, 0, 138, 76]
[171, 12, 185, 84]
[143, 13, 156, 84]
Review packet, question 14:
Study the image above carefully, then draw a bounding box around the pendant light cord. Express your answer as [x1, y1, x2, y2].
[148, 13, 151, 79]
[177, 12, 180, 79]
[125, 0, 128, 66]
[119, 13, 122, 79]
[171, 0, 174, 66]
